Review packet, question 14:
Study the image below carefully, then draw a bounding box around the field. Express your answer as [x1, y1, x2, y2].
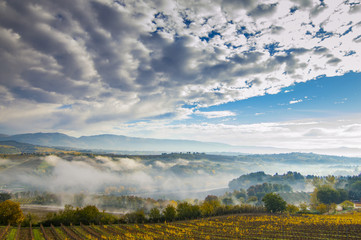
[1, 213, 361, 239]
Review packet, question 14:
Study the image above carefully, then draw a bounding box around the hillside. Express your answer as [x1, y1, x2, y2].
[0, 140, 76, 154]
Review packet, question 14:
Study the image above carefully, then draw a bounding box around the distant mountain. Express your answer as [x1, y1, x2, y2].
[1, 132, 361, 156]
[0, 132, 235, 152]
[0, 140, 73, 154]
[1, 132, 81, 148]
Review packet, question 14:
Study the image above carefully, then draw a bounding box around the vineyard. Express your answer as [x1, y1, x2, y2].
[1, 213, 361, 239]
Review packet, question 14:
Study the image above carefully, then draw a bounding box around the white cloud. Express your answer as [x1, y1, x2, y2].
[102, 114, 361, 152]
[194, 110, 236, 118]
[289, 99, 303, 104]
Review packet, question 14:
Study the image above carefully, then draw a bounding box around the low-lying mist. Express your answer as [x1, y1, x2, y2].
[1, 153, 360, 202]
[1, 155, 235, 199]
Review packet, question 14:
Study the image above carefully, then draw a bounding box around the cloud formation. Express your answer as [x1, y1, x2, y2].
[0, 0, 360, 137]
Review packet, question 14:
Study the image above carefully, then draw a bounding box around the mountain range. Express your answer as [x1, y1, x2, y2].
[0, 132, 235, 153]
[1, 132, 361, 156]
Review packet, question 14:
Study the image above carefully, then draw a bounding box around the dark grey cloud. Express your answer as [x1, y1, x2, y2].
[221, 0, 255, 9]
[150, 36, 199, 84]
[310, 2, 327, 17]
[229, 52, 264, 65]
[290, 0, 312, 8]
[313, 46, 328, 54]
[12, 86, 60, 103]
[354, 35, 361, 43]
[248, 3, 278, 18]
[347, 2, 361, 14]
[270, 25, 285, 35]
[285, 48, 310, 55]
[327, 58, 341, 65]
[21, 69, 90, 97]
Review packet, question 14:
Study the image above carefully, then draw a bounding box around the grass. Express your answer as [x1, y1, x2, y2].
[6, 229, 16, 240]
[33, 229, 45, 240]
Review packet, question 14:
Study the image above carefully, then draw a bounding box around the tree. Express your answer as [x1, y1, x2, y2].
[78, 205, 101, 224]
[246, 196, 258, 204]
[204, 195, 218, 202]
[0, 193, 11, 203]
[149, 207, 161, 222]
[163, 205, 176, 222]
[200, 199, 220, 217]
[0, 200, 24, 225]
[317, 186, 342, 204]
[262, 193, 287, 213]
[177, 202, 201, 220]
[222, 197, 233, 206]
[125, 210, 146, 223]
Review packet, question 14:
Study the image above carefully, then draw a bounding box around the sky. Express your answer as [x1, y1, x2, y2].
[0, 0, 361, 150]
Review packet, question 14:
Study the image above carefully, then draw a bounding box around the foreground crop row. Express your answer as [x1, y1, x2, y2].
[1, 213, 361, 239]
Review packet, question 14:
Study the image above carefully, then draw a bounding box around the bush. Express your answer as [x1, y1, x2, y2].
[42, 205, 117, 226]
[315, 203, 328, 214]
[340, 200, 354, 210]
[286, 204, 299, 214]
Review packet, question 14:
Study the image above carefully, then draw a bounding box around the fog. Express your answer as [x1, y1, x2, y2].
[0, 154, 360, 202]
[0, 155, 236, 200]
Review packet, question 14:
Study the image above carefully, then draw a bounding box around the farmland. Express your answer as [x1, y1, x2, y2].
[1, 213, 361, 239]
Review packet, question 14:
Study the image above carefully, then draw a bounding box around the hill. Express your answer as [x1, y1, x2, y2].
[0, 132, 236, 152]
[0, 140, 77, 154]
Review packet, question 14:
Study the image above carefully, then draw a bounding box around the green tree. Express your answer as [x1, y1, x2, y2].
[125, 210, 146, 223]
[163, 205, 176, 222]
[0, 200, 24, 225]
[78, 205, 101, 224]
[177, 202, 201, 220]
[246, 196, 258, 204]
[0, 193, 11, 203]
[262, 193, 287, 213]
[317, 185, 340, 204]
[149, 207, 161, 222]
[222, 197, 233, 206]
[204, 195, 218, 202]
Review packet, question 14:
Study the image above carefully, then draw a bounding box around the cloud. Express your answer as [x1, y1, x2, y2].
[247, 3, 278, 18]
[0, 0, 360, 135]
[194, 110, 236, 118]
[289, 99, 303, 104]
[101, 113, 361, 153]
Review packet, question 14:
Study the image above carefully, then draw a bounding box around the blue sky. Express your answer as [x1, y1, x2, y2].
[189, 71, 361, 124]
[0, 0, 361, 153]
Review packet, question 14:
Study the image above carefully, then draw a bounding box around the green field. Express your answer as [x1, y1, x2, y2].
[1, 213, 361, 239]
